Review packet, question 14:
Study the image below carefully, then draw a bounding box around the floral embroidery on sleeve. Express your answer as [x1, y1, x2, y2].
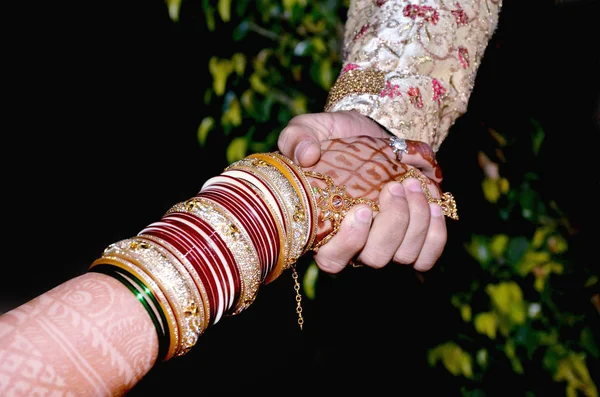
[325, 0, 502, 152]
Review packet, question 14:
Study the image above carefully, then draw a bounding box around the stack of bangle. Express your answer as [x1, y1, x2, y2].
[88, 151, 317, 361]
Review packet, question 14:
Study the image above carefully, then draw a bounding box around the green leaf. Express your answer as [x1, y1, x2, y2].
[282, 0, 298, 12]
[218, 0, 232, 22]
[474, 312, 498, 339]
[490, 234, 509, 258]
[165, 0, 181, 22]
[505, 340, 524, 374]
[476, 349, 488, 367]
[249, 73, 269, 95]
[482, 177, 500, 203]
[464, 235, 492, 269]
[428, 342, 473, 378]
[581, 327, 600, 359]
[530, 118, 545, 156]
[554, 352, 599, 397]
[209, 57, 234, 96]
[202, 0, 216, 31]
[233, 20, 250, 41]
[486, 281, 527, 333]
[506, 236, 529, 267]
[231, 53, 246, 76]
[221, 93, 242, 127]
[302, 261, 319, 300]
[226, 137, 248, 164]
[197, 117, 215, 146]
[319, 58, 334, 90]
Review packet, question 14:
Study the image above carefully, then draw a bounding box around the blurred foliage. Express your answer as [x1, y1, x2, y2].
[429, 122, 599, 396]
[172, 0, 347, 164]
[168, 1, 598, 395]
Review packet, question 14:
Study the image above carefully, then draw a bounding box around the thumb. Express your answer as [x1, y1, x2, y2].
[277, 121, 321, 167]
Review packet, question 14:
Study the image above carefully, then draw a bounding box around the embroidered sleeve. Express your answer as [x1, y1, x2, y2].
[325, 0, 502, 153]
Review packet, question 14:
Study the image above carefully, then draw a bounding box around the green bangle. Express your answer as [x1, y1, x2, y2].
[89, 264, 170, 362]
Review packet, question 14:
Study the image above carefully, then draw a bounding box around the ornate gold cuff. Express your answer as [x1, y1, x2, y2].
[304, 170, 380, 252]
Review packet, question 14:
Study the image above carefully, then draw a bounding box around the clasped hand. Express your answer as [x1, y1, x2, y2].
[277, 111, 449, 274]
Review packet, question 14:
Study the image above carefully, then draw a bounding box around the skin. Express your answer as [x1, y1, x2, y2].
[277, 110, 448, 273]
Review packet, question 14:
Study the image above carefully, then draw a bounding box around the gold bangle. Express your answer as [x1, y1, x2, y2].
[270, 152, 318, 257]
[248, 153, 313, 268]
[304, 170, 380, 252]
[222, 163, 290, 283]
[219, 169, 287, 285]
[227, 155, 307, 277]
[167, 197, 262, 316]
[101, 237, 205, 358]
[137, 233, 211, 335]
[395, 168, 459, 220]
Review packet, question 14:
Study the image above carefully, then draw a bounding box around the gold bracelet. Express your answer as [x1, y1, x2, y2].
[395, 168, 459, 220]
[324, 68, 386, 112]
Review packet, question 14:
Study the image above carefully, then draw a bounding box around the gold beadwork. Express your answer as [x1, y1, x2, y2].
[395, 168, 459, 220]
[324, 68, 386, 111]
[304, 170, 380, 252]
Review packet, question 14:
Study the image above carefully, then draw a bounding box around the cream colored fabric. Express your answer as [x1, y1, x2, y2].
[326, 0, 502, 152]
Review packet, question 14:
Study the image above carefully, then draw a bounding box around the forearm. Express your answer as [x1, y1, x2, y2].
[327, 0, 502, 152]
[0, 273, 157, 396]
[0, 137, 439, 396]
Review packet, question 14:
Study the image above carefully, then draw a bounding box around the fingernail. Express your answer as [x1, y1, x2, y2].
[429, 202, 443, 217]
[389, 182, 406, 197]
[404, 179, 423, 193]
[355, 206, 373, 224]
[294, 141, 311, 163]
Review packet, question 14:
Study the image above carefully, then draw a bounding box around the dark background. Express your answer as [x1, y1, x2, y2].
[3, 0, 599, 394]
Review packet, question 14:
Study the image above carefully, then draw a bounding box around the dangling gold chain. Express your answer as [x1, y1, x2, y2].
[291, 265, 304, 330]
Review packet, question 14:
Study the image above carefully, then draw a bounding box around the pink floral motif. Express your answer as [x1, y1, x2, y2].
[354, 24, 370, 41]
[376, 0, 388, 6]
[403, 4, 419, 19]
[408, 87, 424, 108]
[342, 63, 360, 73]
[451, 3, 468, 26]
[380, 81, 402, 98]
[419, 6, 439, 25]
[458, 47, 470, 69]
[403, 4, 439, 25]
[432, 79, 447, 104]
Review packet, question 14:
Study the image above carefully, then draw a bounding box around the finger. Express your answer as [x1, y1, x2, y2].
[313, 204, 374, 274]
[404, 139, 443, 183]
[277, 111, 391, 167]
[413, 203, 448, 272]
[393, 178, 431, 265]
[358, 181, 409, 269]
[277, 118, 322, 167]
